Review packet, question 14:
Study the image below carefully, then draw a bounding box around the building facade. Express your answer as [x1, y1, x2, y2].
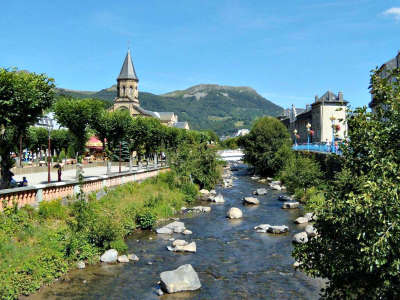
[280, 91, 348, 144]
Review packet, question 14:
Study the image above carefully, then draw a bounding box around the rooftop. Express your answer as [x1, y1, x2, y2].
[118, 50, 138, 81]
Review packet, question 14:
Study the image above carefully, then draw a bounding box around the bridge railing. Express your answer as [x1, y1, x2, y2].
[292, 143, 342, 155]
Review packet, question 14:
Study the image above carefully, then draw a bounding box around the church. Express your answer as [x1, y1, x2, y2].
[110, 50, 190, 130]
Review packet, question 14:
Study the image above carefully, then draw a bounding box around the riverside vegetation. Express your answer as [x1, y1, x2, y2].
[0, 165, 221, 299]
[240, 68, 400, 298]
[0, 68, 222, 299]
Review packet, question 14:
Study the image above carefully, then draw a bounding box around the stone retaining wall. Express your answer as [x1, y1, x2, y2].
[0, 166, 169, 210]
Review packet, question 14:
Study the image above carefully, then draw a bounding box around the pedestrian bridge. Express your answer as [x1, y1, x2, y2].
[292, 143, 341, 155]
[217, 149, 244, 161]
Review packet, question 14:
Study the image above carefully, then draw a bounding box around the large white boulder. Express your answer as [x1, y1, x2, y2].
[160, 264, 201, 293]
[269, 183, 282, 191]
[100, 249, 118, 263]
[165, 221, 186, 232]
[305, 225, 318, 238]
[190, 206, 211, 213]
[254, 224, 288, 234]
[211, 193, 225, 203]
[199, 189, 209, 195]
[173, 242, 197, 253]
[243, 197, 259, 205]
[117, 255, 129, 263]
[293, 232, 308, 244]
[254, 188, 268, 195]
[172, 239, 188, 247]
[282, 202, 300, 209]
[226, 207, 243, 219]
[156, 227, 174, 234]
[294, 217, 309, 224]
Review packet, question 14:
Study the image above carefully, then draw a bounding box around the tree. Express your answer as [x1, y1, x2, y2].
[51, 129, 71, 159]
[279, 153, 322, 195]
[238, 116, 291, 176]
[54, 97, 104, 160]
[26, 126, 49, 160]
[128, 117, 163, 160]
[293, 68, 400, 298]
[0, 69, 55, 187]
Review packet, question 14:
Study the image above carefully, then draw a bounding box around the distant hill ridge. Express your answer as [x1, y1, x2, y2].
[55, 83, 283, 135]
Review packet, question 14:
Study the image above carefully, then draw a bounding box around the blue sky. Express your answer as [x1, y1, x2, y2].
[1, 0, 400, 108]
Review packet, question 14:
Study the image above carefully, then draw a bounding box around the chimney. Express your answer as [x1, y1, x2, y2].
[338, 91, 343, 101]
[315, 95, 318, 103]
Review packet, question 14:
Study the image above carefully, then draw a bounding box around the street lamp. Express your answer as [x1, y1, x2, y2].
[306, 122, 311, 151]
[293, 129, 298, 148]
[38, 116, 53, 183]
[330, 116, 336, 153]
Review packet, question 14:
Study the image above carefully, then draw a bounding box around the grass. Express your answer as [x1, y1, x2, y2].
[0, 171, 197, 300]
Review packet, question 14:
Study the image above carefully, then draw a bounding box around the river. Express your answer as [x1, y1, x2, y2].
[28, 164, 323, 300]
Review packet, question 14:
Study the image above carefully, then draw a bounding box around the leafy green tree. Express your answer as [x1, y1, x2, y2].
[293, 68, 400, 299]
[279, 153, 322, 195]
[51, 129, 71, 158]
[0, 69, 55, 187]
[238, 116, 291, 176]
[129, 117, 163, 160]
[220, 137, 240, 149]
[54, 97, 104, 160]
[107, 110, 133, 161]
[25, 126, 49, 160]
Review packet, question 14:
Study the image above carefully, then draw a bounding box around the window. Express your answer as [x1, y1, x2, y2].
[129, 86, 133, 95]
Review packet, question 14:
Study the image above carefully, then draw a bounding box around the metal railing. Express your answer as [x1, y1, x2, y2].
[292, 143, 342, 155]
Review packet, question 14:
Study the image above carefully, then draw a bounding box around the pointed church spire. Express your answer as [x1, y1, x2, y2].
[118, 50, 138, 81]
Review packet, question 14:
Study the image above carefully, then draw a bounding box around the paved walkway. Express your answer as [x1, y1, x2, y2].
[14, 165, 133, 186]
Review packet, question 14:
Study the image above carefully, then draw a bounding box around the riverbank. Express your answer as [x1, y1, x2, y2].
[27, 163, 323, 299]
[0, 171, 198, 299]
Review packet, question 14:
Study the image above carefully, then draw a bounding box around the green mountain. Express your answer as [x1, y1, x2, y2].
[56, 84, 283, 136]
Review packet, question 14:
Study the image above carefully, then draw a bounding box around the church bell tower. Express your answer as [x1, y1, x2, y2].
[116, 49, 139, 104]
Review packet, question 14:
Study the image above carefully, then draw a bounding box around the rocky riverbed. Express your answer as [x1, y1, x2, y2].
[27, 163, 323, 300]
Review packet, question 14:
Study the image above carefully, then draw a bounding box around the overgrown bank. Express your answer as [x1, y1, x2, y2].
[0, 166, 222, 299]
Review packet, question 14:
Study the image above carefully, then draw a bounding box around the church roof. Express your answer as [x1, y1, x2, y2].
[118, 50, 138, 81]
[157, 112, 176, 121]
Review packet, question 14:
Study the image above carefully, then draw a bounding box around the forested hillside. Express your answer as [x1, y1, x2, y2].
[56, 84, 283, 135]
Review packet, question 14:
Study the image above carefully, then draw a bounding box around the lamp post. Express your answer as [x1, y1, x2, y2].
[306, 122, 311, 151]
[330, 116, 336, 153]
[38, 116, 53, 183]
[293, 129, 298, 148]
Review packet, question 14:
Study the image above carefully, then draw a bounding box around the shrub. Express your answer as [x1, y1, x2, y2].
[109, 239, 128, 253]
[279, 154, 322, 195]
[38, 199, 67, 219]
[136, 209, 156, 229]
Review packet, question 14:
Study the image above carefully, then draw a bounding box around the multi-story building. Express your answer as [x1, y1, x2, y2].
[280, 91, 348, 144]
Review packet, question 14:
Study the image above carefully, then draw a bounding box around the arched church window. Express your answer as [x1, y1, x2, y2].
[122, 86, 126, 96]
[129, 86, 133, 95]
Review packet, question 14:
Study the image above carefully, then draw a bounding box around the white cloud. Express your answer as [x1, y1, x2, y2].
[383, 7, 400, 20]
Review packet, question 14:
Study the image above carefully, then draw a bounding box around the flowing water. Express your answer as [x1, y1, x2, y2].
[28, 165, 323, 300]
